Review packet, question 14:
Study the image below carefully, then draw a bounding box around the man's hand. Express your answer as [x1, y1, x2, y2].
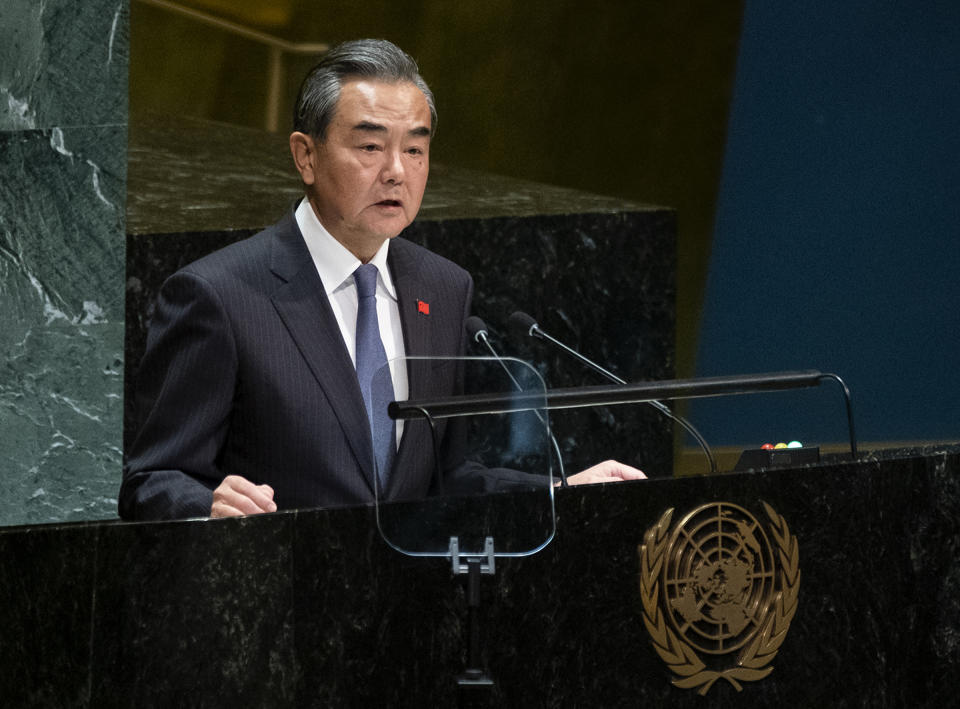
[211, 475, 277, 518]
[565, 460, 647, 486]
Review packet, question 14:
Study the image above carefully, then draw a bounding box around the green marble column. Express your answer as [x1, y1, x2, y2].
[0, 1, 128, 524]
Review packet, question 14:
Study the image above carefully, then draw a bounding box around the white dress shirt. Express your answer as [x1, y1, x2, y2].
[295, 198, 407, 445]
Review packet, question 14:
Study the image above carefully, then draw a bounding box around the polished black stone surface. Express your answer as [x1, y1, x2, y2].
[125, 115, 677, 477]
[0, 523, 98, 706]
[1, 446, 959, 706]
[90, 515, 298, 705]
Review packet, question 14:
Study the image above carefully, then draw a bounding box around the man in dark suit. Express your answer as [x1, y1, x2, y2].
[119, 39, 644, 521]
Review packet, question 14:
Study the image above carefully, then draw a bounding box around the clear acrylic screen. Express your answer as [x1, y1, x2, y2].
[372, 356, 556, 557]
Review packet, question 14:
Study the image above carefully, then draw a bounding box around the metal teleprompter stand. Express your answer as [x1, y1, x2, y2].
[449, 536, 496, 708]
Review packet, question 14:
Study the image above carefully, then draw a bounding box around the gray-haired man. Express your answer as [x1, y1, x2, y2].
[120, 39, 643, 521]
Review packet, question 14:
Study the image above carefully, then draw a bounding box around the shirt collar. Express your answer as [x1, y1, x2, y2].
[295, 198, 397, 300]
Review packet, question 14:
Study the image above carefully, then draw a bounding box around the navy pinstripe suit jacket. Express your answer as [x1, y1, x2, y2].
[119, 210, 493, 520]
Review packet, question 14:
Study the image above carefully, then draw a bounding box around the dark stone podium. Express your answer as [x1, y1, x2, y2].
[2, 444, 959, 706]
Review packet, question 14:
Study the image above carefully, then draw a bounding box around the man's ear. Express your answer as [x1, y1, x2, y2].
[289, 132, 317, 186]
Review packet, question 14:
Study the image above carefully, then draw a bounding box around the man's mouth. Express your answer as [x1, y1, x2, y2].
[375, 199, 402, 208]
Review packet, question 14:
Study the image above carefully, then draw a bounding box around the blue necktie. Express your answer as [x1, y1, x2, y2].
[353, 264, 396, 490]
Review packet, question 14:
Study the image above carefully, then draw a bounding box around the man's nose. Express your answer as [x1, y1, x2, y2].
[380, 149, 404, 184]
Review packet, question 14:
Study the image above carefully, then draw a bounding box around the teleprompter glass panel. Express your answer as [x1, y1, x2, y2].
[373, 356, 556, 558]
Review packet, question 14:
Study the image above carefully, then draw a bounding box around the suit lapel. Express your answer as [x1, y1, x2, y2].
[389, 241, 432, 375]
[267, 213, 377, 493]
[388, 240, 445, 497]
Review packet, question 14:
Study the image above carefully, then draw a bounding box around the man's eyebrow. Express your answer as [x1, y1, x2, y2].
[352, 121, 387, 133]
[350, 122, 431, 137]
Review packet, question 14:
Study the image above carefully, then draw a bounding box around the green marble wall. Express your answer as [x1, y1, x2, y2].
[0, 1, 128, 525]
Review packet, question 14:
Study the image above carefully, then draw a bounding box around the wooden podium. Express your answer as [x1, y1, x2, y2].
[2, 444, 959, 706]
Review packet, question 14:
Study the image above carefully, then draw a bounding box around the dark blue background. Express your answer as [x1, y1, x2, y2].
[694, 1, 960, 445]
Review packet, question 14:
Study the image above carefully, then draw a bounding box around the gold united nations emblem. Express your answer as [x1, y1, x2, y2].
[637, 502, 800, 695]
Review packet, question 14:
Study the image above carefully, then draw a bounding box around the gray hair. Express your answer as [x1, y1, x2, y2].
[293, 38, 437, 140]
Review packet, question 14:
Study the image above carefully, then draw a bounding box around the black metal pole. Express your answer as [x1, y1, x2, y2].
[457, 558, 493, 707]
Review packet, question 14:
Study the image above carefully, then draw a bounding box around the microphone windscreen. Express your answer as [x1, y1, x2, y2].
[508, 311, 538, 337]
[464, 316, 488, 341]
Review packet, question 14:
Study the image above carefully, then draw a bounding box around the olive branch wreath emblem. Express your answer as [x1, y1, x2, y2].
[637, 502, 800, 695]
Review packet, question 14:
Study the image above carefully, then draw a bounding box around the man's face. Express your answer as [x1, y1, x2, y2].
[294, 79, 431, 261]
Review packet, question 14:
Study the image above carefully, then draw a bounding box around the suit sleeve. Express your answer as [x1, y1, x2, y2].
[119, 270, 238, 520]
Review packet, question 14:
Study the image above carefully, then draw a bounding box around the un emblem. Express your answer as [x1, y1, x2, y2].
[638, 502, 800, 695]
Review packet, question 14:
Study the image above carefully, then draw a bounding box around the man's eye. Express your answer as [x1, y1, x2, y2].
[360, 144, 380, 152]
[407, 147, 424, 156]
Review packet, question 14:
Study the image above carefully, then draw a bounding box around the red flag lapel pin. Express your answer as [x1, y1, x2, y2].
[417, 300, 430, 315]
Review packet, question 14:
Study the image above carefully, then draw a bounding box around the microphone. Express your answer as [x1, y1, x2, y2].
[466, 315, 568, 487]
[465, 316, 489, 345]
[508, 310, 717, 474]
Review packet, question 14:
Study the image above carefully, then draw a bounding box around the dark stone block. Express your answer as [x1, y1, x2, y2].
[2, 446, 960, 706]
[0, 523, 98, 706]
[289, 506, 462, 706]
[89, 514, 298, 706]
